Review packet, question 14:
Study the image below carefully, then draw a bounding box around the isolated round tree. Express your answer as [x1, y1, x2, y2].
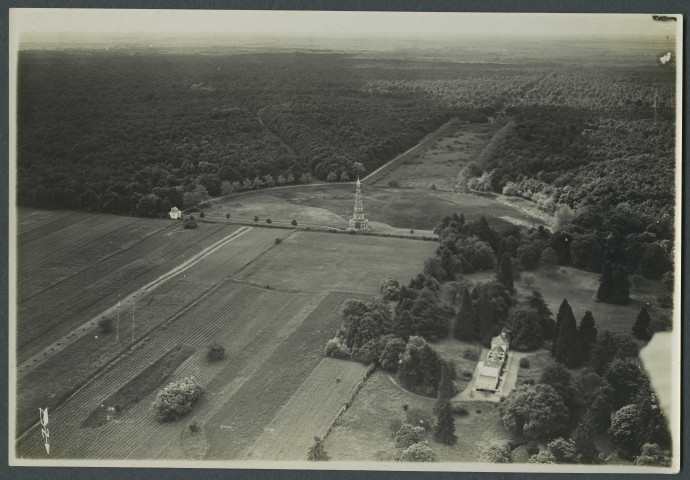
[153, 377, 203, 422]
[399, 441, 437, 462]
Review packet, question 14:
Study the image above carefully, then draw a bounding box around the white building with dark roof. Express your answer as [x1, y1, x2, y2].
[169, 206, 182, 219]
[473, 330, 511, 393]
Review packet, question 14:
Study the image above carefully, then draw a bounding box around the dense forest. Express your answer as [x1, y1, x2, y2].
[17, 51, 474, 215]
[17, 46, 677, 268]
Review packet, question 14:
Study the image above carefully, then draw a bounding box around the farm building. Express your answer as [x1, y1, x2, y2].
[474, 330, 511, 393]
[169, 206, 182, 219]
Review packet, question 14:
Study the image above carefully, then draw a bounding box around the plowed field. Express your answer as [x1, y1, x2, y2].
[15, 282, 324, 459]
[14, 208, 436, 462]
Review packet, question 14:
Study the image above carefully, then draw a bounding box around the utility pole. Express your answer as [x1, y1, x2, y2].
[116, 298, 121, 350]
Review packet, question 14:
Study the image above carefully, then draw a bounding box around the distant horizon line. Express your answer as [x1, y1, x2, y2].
[21, 31, 673, 40]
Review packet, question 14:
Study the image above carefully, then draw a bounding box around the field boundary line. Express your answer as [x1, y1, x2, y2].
[474, 117, 515, 169]
[15, 277, 234, 444]
[322, 362, 377, 441]
[17, 210, 81, 239]
[230, 229, 296, 278]
[160, 291, 329, 460]
[141, 226, 251, 293]
[20, 215, 142, 273]
[200, 217, 438, 242]
[224, 279, 305, 295]
[17, 226, 250, 374]
[18, 221, 178, 305]
[16, 223, 236, 359]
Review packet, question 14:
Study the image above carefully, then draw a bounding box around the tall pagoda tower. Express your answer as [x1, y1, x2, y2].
[348, 177, 369, 231]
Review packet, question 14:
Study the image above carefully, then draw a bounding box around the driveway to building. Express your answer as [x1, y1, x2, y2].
[452, 348, 549, 403]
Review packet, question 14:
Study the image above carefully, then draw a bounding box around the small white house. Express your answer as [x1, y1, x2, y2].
[169, 206, 182, 219]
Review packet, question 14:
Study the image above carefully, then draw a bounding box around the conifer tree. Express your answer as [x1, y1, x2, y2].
[453, 288, 478, 340]
[589, 330, 616, 374]
[578, 311, 598, 362]
[555, 302, 581, 367]
[632, 306, 652, 341]
[496, 253, 514, 293]
[596, 261, 615, 302]
[552, 299, 570, 356]
[434, 399, 457, 445]
[525, 291, 555, 339]
[435, 362, 454, 414]
[611, 264, 631, 304]
[571, 413, 599, 464]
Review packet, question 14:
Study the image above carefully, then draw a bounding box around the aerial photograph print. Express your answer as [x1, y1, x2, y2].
[7, 8, 682, 473]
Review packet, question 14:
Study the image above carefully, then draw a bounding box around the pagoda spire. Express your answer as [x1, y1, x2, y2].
[348, 176, 369, 231]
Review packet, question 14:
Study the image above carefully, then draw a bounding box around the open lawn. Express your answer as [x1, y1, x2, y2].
[203, 191, 347, 229]
[514, 351, 554, 387]
[237, 231, 437, 294]
[465, 266, 670, 335]
[371, 122, 497, 191]
[425, 338, 482, 394]
[208, 182, 545, 233]
[325, 370, 515, 462]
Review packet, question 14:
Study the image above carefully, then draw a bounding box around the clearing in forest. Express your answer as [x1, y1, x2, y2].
[371, 122, 497, 191]
[210, 182, 544, 233]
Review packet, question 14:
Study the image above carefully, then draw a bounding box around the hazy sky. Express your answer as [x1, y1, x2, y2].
[10, 9, 679, 40]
